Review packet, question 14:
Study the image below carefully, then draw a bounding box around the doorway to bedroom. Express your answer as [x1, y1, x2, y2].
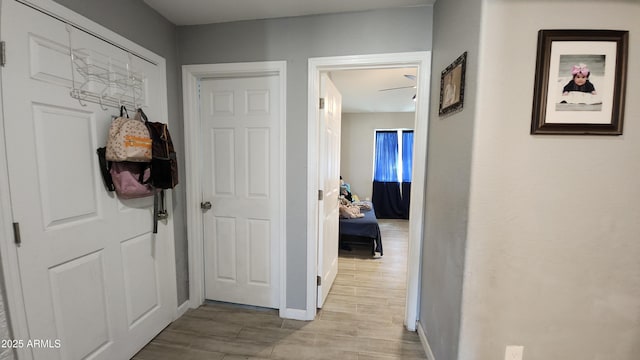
[307, 52, 431, 331]
[322, 67, 416, 330]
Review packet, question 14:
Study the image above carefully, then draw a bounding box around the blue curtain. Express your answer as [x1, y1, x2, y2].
[402, 131, 414, 182]
[400, 131, 414, 219]
[373, 131, 398, 182]
[373, 130, 414, 219]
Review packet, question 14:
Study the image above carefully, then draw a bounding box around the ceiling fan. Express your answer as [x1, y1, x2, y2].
[378, 74, 417, 100]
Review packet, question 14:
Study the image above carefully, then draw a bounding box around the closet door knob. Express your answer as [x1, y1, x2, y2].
[200, 201, 212, 210]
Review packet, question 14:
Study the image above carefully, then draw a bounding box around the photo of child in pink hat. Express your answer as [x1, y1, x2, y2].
[555, 54, 605, 111]
[562, 63, 597, 95]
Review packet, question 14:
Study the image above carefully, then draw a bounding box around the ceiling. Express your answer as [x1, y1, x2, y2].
[143, 0, 434, 26]
[329, 68, 417, 113]
[143, 0, 430, 113]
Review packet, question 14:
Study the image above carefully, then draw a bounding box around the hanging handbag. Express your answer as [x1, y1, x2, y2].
[135, 109, 177, 233]
[109, 162, 156, 199]
[137, 108, 179, 189]
[106, 106, 152, 162]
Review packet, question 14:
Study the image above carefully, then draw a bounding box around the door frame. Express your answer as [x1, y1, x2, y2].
[182, 61, 287, 316]
[306, 52, 431, 330]
[0, 0, 176, 358]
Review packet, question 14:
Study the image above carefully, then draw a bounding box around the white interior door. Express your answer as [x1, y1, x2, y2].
[1, 1, 175, 359]
[200, 75, 281, 308]
[317, 74, 342, 308]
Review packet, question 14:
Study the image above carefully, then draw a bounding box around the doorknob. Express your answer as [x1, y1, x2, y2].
[200, 201, 212, 210]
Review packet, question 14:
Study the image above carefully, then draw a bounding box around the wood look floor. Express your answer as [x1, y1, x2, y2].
[133, 219, 426, 360]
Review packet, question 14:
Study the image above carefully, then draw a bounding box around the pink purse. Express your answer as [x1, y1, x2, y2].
[109, 162, 156, 199]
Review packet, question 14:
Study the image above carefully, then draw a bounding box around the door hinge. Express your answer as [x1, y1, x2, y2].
[12, 222, 21, 245]
[1, 41, 6, 67]
[318, 189, 324, 201]
[319, 98, 325, 110]
[317, 275, 321, 286]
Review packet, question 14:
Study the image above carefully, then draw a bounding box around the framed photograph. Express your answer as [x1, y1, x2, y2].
[531, 30, 628, 135]
[439, 51, 467, 115]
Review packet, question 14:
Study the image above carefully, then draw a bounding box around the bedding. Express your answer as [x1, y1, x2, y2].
[339, 201, 383, 256]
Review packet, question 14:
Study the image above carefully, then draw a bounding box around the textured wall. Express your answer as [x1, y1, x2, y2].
[460, 1, 640, 359]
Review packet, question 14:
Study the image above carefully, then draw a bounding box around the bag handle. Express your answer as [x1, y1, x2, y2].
[135, 108, 148, 123]
[138, 163, 147, 184]
[120, 105, 129, 118]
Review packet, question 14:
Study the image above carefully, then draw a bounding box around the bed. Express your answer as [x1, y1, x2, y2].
[338, 201, 383, 256]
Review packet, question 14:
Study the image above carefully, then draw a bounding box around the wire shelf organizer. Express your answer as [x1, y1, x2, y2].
[66, 25, 146, 110]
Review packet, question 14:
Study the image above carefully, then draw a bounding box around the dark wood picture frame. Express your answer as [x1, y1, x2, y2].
[439, 51, 467, 116]
[531, 30, 628, 135]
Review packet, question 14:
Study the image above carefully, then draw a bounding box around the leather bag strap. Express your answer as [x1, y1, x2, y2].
[96, 147, 115, 191]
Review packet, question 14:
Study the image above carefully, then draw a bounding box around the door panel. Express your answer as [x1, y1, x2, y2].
[121, 233, 161, 327]
[317, 74, 342, 308]
[33, 105, 98, 228]
[49, 251, 110, 360]
[214, 217, 238, 281]
[212, 129, 236, 195]
[247, 128, 270, 197]
[1, 1, 174, 358]
[201, 75, 280, 308]
[248, 219, 271, 285]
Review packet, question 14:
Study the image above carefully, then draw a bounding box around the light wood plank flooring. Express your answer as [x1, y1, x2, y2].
[133, 219, 426, 360]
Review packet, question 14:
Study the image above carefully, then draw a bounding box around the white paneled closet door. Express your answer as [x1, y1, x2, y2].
[0, 1, 175, 359]
[200, 75, 281, 309]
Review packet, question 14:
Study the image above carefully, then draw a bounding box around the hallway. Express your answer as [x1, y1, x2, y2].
[134, 219, 426, 359]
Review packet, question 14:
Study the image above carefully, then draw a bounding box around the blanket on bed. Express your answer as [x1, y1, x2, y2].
[339, 202, 383, 255]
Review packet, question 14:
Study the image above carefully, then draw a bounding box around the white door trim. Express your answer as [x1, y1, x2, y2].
[307, 52, 431, 329]
[182, 61, 287, 316]
[0, 0, 176, 358]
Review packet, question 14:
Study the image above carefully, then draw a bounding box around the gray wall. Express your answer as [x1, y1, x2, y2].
[459, 1, 640, 359]
[340, 112, 415, 201]
[420, 0, 481, 359]
[178, 7, 434, 310]
[52, 0, 189, 305]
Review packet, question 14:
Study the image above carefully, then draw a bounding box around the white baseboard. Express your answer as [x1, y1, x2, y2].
[417, 322, 436, 360]
[176, 300, 190, 318]
[280, 308, 313, 321]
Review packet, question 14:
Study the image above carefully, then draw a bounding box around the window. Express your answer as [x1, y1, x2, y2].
[373, 129, 414, 183]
